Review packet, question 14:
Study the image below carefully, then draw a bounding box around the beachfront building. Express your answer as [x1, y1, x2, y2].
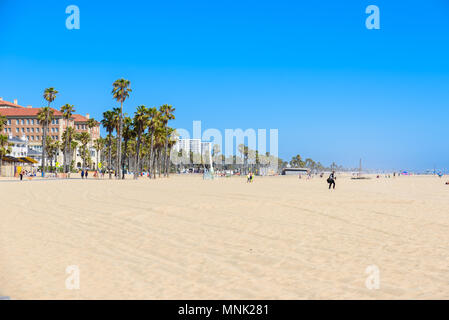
[172, 138, 213, 170]
[7, 136, 28, 158]
[172, 138, 211, 158]
[0, 97, 101, 169]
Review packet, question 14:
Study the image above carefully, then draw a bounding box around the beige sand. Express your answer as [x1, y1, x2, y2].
[1, 174, 448, 299]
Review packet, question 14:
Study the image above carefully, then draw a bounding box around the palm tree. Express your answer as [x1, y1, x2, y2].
[0, 115, 7, 132]
[111, 107, 121, 177]
[76, 132, 91, 171]
[87, 117, 98, 169]
[41, 88, 58, 175]
[70, 140, 78, 171]
[133, 105, 149, 179]
[121, 116, 134, 179]
[45, 136, 56, 171]
[0, 134, 12, 176]
[159, 104, 175, 177]
[93, 137, 105, 171]
[37, 106, 55, 175]
[101, 110, 116, 179]
[146, 107, 160, 179]
[290, 154, 304, 168]
[60, 103, 76, 174]
[112, 78, 132, 179]
[152, 124, 166, 179]
[62, 126, 76, 173]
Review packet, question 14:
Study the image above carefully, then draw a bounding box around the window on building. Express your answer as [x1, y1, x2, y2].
[7, 120, 11, 125]
[21, 128, 24, 133]
[27, 119, 30, 125]
[16, 128, 19, 133]
[16, 120, 19, 125]
[31, 119, 34, 125]
[36, 128, 39, 133]
[27, 128, 30, 132]
[21, 119, 24, 125]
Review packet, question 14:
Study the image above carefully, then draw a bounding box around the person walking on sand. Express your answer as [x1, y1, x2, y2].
[327, 171, 336, 189]
[81, 169, 84, 179]
[85, 169, 88, 179]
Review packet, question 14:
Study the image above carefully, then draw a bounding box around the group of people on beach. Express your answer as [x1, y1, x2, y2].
[246, 172, 254, 183]
[80, 169, 89, 179]
[18, 169, 33, 181]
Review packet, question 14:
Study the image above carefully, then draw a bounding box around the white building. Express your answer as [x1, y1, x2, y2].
[173, 138, 212, 161]
[8, 136, 28, 158]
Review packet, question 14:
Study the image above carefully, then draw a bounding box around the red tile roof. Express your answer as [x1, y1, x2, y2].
[0, 100, 25, 108]
[0, 107, 63, 117]
[72, 114, 88, 122]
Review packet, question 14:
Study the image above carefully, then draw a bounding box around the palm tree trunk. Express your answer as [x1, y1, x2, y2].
[149, 131, 154, 179]
[164, 128, 168, 177]
[117, 101, 123, 179]
[135, 132, 141, 179]
[41, 121, 47, 176]
[96, 150, 99, 173]
[158, 150, 162, 178]
[108, 138, 112, 179]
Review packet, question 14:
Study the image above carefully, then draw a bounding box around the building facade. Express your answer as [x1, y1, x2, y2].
[0, 97, 101, 169]
[172, 138, 212, 165]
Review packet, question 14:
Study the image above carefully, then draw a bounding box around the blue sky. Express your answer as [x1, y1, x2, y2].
[1, 0, 448, 171]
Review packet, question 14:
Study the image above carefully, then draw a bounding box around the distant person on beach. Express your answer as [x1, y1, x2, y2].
[81, 170, 84, 179]
[19, 171, 23, 181]
[327, 171, 336, 189]
[85, 170, 88, 179]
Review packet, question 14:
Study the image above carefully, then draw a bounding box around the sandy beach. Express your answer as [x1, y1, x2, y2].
[1, 174, 448, 299]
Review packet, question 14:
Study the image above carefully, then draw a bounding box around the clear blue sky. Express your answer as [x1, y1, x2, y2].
[1, 0, 448, 171]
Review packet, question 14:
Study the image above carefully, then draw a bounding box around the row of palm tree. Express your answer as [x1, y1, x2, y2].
[289, 154, 346, 172]
[100, 101, 176, 179]
[38, 87, 100, 176]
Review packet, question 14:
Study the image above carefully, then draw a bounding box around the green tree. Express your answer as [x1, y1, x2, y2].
[41, 88, 58, 175]
[112, 78, 132, 179]
[37, 106, 55, 174]
[101, 110, 116, 179]
[159, 104, 175, 177]
[133, 105, 149, 179]
[0, 134, 12, 176]
[76, 132, 91, 170]
[60, 103, 76, 174]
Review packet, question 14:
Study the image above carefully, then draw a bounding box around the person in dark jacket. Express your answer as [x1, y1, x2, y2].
[81, 169, 84, 179]
[327, 171, 336, 189]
